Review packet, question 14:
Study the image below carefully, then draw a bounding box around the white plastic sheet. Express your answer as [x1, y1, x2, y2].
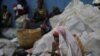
[32, 26, 83, 56]
[32, 0, 100, 56]
[50, 0, 100, 40]
[49, 0, 100, 56]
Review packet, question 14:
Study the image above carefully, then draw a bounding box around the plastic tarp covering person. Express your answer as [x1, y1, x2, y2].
[32, 26, 84, 56]
[32, 0, 100, 54]
[49, 0, 100, 56]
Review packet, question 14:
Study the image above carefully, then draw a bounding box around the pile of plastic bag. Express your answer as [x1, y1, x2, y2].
[32, 0, 100, 56]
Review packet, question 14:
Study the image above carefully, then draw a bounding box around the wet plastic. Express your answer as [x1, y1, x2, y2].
[32, 0, 100, 56]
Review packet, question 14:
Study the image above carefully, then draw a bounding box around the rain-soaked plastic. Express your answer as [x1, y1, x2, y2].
[32, 0, 100, 56]
[32, 26, 83, 56]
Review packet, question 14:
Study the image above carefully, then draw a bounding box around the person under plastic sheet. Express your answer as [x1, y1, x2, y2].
[0, 5, 12, 28]
[51, 31, 61, 56]
[32, 26, 83, 56]
[25, 0, 51, 34]
[49, 0, 100, 56]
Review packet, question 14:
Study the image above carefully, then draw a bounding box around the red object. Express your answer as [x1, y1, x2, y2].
[53, 31, 59, 37]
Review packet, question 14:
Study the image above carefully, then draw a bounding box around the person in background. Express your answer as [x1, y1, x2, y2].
[0, 5, 12, 38]
[0, 5, 12, 28]
[49, 7, 61, 18]
[17, 0, 28, 14]
[13, 4, 29, 28]
[33, 0, 48, 23]
[26, 0, 51, 34]
[12, 4, 32, 56]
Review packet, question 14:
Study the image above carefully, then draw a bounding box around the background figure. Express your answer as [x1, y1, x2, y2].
[17, 0, 28, 14]
[33, 0, 48, 23]
[0, 5, 12, 38]
[0, 5, 12, 28]
[17, 0, 27, 7]
[13, 4, 29, 28]
[49, 7, 61, 18]
[26, 0, 51, 34]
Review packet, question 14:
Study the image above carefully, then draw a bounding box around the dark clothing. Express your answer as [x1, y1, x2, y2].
[13, 49, 28, 56]
[0, 12, 12, 28]
[25, 20, 43, 29]
[52, 42, 61, 56]
[26, 8, 51, 32]
[25, 19, 51, 33]
[49, 7, 61, 18]
[26, 7, 51, 34]
[49, 11, 61, 18]
[33, 8, 47, 23]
